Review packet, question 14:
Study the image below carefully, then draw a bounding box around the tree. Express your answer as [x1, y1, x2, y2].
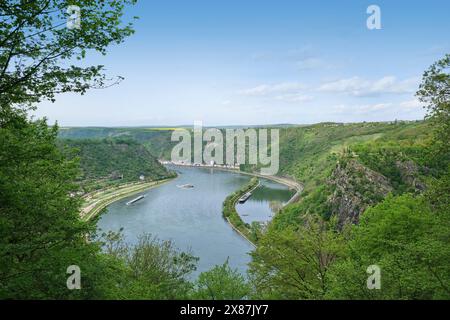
[417, 54, 450, 171]
[326, 195, 450, 299]
[0, 114, 115, 298]
[249, 216, 346, 299]
[417, 54, 450, 214]
[0, 0, 137, 109]
[99, 232, 199, 299]
[192, 259, 251, 300]
[0, 0, 137, 299]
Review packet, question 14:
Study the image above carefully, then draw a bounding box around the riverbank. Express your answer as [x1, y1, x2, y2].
[222, 177, 260, 246]
[227, 170, 303, 205]
[81, 178, 174, 221]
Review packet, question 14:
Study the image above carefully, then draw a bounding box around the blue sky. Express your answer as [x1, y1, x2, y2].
[34, 0, 450, 126]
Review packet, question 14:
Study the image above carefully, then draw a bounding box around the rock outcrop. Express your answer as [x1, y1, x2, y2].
[327, 159, 393, 227]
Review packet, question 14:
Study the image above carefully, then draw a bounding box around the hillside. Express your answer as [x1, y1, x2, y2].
[272, 120, 433, 228]
[58, 138, 174, 188]
[58, 127, 177, 159]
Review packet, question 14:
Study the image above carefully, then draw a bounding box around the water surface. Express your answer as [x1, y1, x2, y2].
[97, 166, 293, 276]
[236, 179, 294, 224]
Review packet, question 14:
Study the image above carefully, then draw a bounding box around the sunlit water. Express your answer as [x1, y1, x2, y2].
[97, 165, 294, 277]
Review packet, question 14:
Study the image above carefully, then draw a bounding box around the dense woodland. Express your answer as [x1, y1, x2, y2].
[58, 138, 173, 191]
[0, 1, 449, 300]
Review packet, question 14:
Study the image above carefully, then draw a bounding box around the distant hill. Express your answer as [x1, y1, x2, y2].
[57, 125, 303, 159]
[58, 127, 176, 159]
[58, 138, 173, 185]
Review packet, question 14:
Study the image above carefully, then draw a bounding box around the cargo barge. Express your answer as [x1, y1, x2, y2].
[126, 195, 145, 205]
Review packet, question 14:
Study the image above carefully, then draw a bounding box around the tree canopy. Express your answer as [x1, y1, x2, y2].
[0, 0, 137, 109]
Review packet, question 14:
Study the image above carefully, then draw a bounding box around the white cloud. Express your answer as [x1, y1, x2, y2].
[331, 103, 392, 115]
[399, 99, 423, 110]
[319, 77, 364, 94]
[318, 76, 420, 96]
[330, 99, 426, 118]
[275, 93, 313, 103]
[238, 82, 306, 96]
[238, 85, 273, 96]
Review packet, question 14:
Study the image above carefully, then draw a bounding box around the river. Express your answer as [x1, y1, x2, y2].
[97, 165, 294, 277]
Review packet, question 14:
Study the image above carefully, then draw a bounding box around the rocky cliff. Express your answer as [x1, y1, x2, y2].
[327, 159, 393, 226]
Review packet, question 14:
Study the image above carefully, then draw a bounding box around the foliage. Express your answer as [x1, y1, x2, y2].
[59, 138, 173, 186]
[417, 54, 450, 169]
[326, 194, 450, 299]
[98, 232, 199, 299]
[0, 0, 137, 108]
[0, 114, 112, 299]
[192, 259, 251, 300]
[249, 216, 346, 299]
[272, 185, 331, 230]
[417, 54, 450, 216]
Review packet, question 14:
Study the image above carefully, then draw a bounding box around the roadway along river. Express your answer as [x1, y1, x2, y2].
[97, 165, 294, 277]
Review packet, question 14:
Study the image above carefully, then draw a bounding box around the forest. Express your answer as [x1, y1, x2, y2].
[58, 138, 173, 192]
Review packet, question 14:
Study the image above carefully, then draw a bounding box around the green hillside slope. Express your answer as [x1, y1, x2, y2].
[273, 120, 433, 229]
[58, 127, 177, 159]
[58, 138, 173, 187]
